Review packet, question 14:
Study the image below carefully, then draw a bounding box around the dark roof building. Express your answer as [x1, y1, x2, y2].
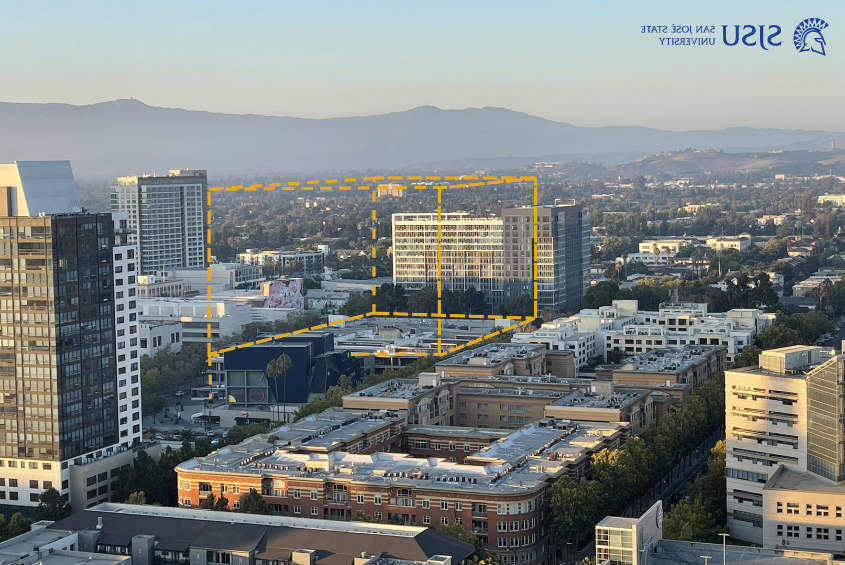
[49, 504, 474, 565]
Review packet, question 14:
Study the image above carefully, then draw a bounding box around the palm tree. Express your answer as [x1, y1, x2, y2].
[266, 353, 292, 424]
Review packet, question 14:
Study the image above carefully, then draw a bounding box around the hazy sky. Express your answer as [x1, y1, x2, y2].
[2, 0, 843, 130]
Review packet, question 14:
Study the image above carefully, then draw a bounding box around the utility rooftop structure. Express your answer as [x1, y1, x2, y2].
[0, 161, 82, 216]
[434, 343, 546, 378]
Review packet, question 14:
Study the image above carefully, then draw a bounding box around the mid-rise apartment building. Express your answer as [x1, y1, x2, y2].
[237, 249, 326, 273]
[176, 414, 628, 565]
[818, 193, 845, 206]
[514, 299, 771, 367]
[392, 213, 504, 307]
[501, 204, 590, 313]
[110, 169, 207, 274]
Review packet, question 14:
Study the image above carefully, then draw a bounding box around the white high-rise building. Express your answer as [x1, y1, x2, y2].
[392, 212, 504, 306]
[111, 211, 142, 448]
[110, 169, 207, 274]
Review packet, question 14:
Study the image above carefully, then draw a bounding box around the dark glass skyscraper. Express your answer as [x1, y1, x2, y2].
[0, 214, 118, 462]
[502, 204, 590, 313]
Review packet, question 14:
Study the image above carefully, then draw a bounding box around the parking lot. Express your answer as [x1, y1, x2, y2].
[142, 392, 228, 444]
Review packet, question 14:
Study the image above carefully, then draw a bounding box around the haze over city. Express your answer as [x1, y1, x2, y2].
[1, 0, 843, 130]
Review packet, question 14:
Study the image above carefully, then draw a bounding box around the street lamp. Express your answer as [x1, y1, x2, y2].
[718, 533, 729, 565]
[700, 556, 711, 565]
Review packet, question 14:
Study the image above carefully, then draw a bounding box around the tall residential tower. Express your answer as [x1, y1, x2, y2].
[110, 169, 207, 274]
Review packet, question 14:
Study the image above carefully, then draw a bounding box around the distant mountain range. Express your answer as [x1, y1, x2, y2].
[1, 99, 843, 176]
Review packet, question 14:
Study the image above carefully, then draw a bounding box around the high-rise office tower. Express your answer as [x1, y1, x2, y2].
[501, 204, 590, 313]
[110, 169, 207, 274]
[0, 161, 129, 516]
[392, 203, 590, 315]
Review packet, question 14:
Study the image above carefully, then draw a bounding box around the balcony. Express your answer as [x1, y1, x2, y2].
[472, 511, 488, 518]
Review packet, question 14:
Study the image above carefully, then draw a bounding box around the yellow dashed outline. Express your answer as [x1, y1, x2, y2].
[206, 176, 539, 390]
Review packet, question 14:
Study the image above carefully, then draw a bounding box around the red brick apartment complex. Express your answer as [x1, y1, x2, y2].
[176, 410, 629, 565]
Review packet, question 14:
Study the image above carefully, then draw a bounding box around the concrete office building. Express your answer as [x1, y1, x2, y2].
[725, 346, 845, 551]
[138, 298, 252, 343]
[138, 320, 182, 357]
[0, 161, 132, 516]
[391, 204, 590, 314]
[160, 263, 264, 291]
[595, 502, 664, 565]
[110, 169, 207, 274]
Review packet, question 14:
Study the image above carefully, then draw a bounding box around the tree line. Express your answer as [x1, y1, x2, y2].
[662, 441, 726, 542]
[339, 284, 487, 317]
[733, 310, 835, 367]
[548, 373, 725, 561]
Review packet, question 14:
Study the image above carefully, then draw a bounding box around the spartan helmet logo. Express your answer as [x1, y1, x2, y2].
[794, 18, 829, 55]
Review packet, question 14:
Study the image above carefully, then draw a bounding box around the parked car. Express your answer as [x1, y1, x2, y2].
[172, 434, 182, 441]
[211, 439, 221, 446]
[206, 430, 215, 437]
[155, 433, 164, 440]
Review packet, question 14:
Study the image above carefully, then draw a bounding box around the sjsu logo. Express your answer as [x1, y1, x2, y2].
[719, 19, 830, 54]
[794, 18, 829, 55]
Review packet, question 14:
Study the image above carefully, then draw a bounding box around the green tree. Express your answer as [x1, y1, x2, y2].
[439, 524, 502, 565]
[199, 493, 218, 510]
[214, 495, 230, 511]
[499, 294, 534, 317]
[223, 422, 270, 445]
[757, 324, 802, 349]
[6, 513, 31, 539]
[732, 346, 761, 369]
[581, 281, 620, 309]
[352, 511, 384, 523]
[239, 488, 271, 514]
[406, 286, 439, 314]
[338, 292, 373, 316]
[663, 442, 727, 542]
[35, 487, 71, 521]
[266, 353, 293, 424]
[127, 491, 147, 505]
